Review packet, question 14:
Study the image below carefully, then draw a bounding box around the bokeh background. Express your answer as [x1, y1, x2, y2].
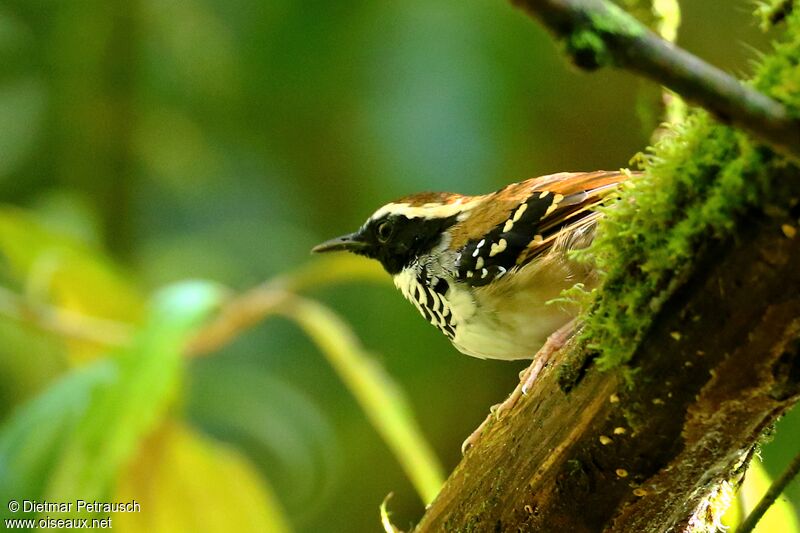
[0, 0, 798, 531]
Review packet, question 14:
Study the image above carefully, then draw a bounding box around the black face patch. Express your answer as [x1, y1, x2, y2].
[353, 213, 459, 275]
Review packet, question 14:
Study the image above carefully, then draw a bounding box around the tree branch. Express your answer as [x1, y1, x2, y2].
[414, 167, 800, 531]
[412, 3, 800, 530]
[512, 0, 800, 160]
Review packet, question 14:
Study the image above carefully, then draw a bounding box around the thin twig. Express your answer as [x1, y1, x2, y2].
[277, 295, 445, 503]
[185, 255, 386, 356]
[512, 0, 800, 159]
[0, 256, 386, 357]
[184, 285, 291, 356]
[735, 452, 800, 533]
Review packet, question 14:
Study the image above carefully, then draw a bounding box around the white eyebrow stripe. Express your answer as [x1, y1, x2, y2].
[369, 198, 482, 221]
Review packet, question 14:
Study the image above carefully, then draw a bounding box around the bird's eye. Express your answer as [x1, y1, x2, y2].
[377, 221, 393, 243]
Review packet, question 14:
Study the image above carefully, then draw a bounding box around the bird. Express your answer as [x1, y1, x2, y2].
[312, 170, 629, 441]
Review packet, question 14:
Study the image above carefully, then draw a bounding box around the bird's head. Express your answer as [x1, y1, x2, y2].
[312, 192, 475, 275]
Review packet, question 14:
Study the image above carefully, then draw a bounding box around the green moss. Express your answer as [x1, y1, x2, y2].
[560, 2, 648, 70]
[566, 458, 584, 476]
[589, 2, 648, 38]
[565, 29, 613, 69]
[575, 7, 800, 370]
[623, 403, 646, 434]
[755, 0, 795, 30]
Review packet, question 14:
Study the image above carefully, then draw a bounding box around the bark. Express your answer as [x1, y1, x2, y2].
[415, 172, 800, 531]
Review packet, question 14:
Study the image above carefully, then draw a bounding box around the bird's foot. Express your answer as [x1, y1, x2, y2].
[461, 320, 576, 454]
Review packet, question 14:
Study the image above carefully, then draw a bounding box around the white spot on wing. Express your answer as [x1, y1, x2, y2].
[489, 238, 507, 257]
[513, 203, 528, 222]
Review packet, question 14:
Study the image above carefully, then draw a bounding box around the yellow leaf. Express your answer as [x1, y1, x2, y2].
[0, 208, 144, 361]
[0, 208, 144, 322]
[113, 421, 291, 533]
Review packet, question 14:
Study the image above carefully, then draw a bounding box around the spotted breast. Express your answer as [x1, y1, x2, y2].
[393, 267, 457, 340]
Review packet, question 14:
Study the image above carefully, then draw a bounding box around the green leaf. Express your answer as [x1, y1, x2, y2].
[0, 281, 223, 518]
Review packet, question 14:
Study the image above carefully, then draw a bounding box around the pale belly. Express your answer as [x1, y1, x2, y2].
[448, 278, 576, 360]
[394, 259, 587, 361]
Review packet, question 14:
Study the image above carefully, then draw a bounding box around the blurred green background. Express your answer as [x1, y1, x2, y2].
[0, 0, 798, 531]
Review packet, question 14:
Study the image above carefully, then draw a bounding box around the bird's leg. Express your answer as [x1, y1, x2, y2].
[500, 318, 576, 414]
[461, 319, 577, 454]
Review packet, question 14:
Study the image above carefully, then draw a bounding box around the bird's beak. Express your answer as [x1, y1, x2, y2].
[311, 232, 367, 254]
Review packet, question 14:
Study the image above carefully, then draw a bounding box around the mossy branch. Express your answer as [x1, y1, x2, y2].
[414, 161, 800, 533]
[512, 0, 800, 160]
[414, 3, 800, 531]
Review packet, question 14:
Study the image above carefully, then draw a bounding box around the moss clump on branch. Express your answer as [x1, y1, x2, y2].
[575, 8, 800, 370]
[565, 28, 613, 69]
[755, 0, 795, 30]
[559, 1, 646, 69]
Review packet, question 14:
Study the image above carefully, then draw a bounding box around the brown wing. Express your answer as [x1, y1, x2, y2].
[454, 171, 631, 286]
